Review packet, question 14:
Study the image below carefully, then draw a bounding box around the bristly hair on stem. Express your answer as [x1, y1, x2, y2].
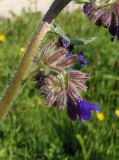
[0, 0, 72, 118]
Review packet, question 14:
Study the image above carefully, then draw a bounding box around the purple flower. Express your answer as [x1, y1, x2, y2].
[83, 4, 89, 14]
[59, 37, 69, 49]
[66, 50, 74, 56]
[67, 99, 101, 121]
[59, 37, 75, 52]
[83, 0, 119, 41]
[117, 24, 119, 40]
[78, 51, 88, 66]
[77, 100, 101, 121]
[67, 97, 79, 121]
[34, 39, 100, 122]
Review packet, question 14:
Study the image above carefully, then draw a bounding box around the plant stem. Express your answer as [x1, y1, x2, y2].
[0, 0, 71, 118]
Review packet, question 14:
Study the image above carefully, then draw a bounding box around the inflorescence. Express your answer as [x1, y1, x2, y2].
[83, 0, 119, 41]
[34, 38, 101, 122]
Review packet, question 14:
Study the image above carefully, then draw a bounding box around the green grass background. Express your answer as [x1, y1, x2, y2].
[0, 9, 119, 160]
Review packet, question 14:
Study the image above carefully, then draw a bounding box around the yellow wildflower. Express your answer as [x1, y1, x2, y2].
[19, 47, 25, 55]
[115, 109, 119, 117]
[97, 112, 105, 121]
[0, 34, 6, 42]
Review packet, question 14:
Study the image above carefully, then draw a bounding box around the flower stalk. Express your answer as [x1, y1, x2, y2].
[0, 0, 71, 118]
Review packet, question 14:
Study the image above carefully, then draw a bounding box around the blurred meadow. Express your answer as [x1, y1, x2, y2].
[0, 8, 119, 160]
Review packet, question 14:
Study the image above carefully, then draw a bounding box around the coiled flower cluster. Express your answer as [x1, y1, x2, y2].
[34, 38, 101, 121]
[83, 0, 119, 41]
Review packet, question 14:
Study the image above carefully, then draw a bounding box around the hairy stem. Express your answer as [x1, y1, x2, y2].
[0, 0, 71, 118]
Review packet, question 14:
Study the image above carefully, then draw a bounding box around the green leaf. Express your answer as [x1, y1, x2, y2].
[51, 24, 96, 45]
[51, 24, 70, 42]
[71, 37, 97, 45]
[74, 0, 90, 4]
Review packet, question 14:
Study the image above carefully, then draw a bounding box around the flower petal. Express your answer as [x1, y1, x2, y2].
[87, 102, 101, 111]
[59, 37, 69, 49]
[77, 100, 92, 120]
[67, 98, 78, 121]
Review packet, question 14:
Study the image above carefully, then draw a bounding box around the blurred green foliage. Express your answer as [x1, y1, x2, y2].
[0, 8, 119, 160]
[74, 0, 90, 3]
